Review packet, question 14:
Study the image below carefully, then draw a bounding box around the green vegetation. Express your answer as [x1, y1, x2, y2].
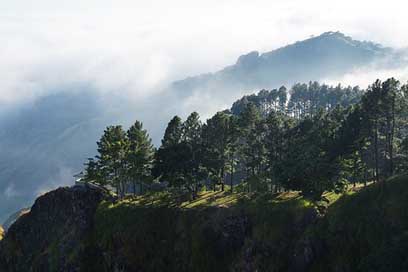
[83, 78, 408, 202]
[76, 175, 407, 271]
[73, 176, 408, 272]
[309, 175, 408, 271]
[91, 188, 316, 271]
[75, 78, 407, 270]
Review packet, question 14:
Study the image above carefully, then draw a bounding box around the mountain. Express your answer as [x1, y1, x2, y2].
[0, 31, 403, 221]
[171, 31, 395, 99]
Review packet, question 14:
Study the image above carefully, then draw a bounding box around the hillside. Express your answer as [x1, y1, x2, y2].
[1, 175, 407, 271]
[0, 32, 403, 222]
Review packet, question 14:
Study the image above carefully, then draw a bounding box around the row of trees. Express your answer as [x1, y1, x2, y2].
[231, 81, 362, 118]
[84, 78, 408, 200]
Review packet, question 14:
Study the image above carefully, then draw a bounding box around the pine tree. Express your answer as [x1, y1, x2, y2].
[202, 111, 232, 191]
[97, 125, 128, 197]
[153, 116, 188, 188]
[182, 112, 204, 196]
[126, 121, 155, 195]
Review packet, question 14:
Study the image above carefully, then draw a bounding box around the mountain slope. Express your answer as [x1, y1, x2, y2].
[172, 31, 394, 98]
[1, 175, 407, 271]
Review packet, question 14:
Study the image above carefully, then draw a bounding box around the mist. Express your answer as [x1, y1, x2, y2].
[0, 0, 408, 221]
[1, 0, 408, 106]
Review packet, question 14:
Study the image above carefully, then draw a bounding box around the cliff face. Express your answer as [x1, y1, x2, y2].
[89, 196, 318, 272]
[1, 175, 408, 271]
[0, 185, 109, 272]
[0, 188, 318, 272]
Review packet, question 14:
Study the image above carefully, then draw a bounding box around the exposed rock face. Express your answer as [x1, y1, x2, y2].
[0, 185, 108, 272]
[236, 51, 260, 69]
[0, 185, 323, 272]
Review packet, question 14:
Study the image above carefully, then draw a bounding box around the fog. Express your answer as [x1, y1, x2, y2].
[0, 0, 407, 221]
[1, 0, 407, 107]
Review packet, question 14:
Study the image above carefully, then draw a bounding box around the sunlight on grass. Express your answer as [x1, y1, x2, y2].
[106, 180, 379, 211]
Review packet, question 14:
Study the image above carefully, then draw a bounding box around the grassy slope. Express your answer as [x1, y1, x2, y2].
[90, 187, 326, 271]
[0, 226, 3, 241]
[310, 175, 408, 272]
[86, 176, 408, 271]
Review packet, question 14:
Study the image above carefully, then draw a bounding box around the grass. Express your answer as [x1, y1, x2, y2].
[89, 177, 408, 271]
[113, 183, 350, 211]
[92, 185, 320, 271]
[309, 174, 408, 271]
[0, 225, 3, 241]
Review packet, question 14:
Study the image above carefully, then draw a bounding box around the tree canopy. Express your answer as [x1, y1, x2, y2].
[83, 78, 408, 200]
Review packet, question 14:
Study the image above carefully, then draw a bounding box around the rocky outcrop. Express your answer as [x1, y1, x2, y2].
[0, 185, 109, 272]
[1, 176, 408, 271]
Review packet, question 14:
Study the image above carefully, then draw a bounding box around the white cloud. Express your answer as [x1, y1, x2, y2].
[324, 66, 408, 89]
[0, 0, 406, 145]
[0, 2, 406, 86]
[0, 0, 407, 112]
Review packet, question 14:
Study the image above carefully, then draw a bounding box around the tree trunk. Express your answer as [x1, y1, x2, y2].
[230, 159, 234, 193]
[374, 119, 380, 183]
[390, 95, 395, 176]
[221, 167, 225, 192]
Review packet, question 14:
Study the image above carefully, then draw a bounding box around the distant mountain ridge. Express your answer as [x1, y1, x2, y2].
[172, 31, 394, 97]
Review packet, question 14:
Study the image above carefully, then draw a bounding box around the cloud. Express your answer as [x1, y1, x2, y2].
[0, 0, 407, 140]
[1, 0, 407, 106]
[0, 0, 407, 157]
[4, 183, 20, 198]
[322, 53, 408, 88]
[35, 166, 76, 197]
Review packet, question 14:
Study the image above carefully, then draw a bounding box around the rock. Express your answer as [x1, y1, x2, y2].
[236, 51, 260, 68]
[0, 185, 109, 272]
[290, 209, 323, 272]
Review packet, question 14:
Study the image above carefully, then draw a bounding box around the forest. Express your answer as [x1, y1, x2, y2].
[83, 78, 408, 201]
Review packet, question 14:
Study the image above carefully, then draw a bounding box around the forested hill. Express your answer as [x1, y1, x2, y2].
[80, 77, 407, 201]
[0, 31, 404, 223]
[172, 31, 395, 98]
[0, 77, 407, 271]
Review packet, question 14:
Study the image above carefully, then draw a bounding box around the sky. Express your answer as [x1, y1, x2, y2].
[1, 0, 408, 109]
